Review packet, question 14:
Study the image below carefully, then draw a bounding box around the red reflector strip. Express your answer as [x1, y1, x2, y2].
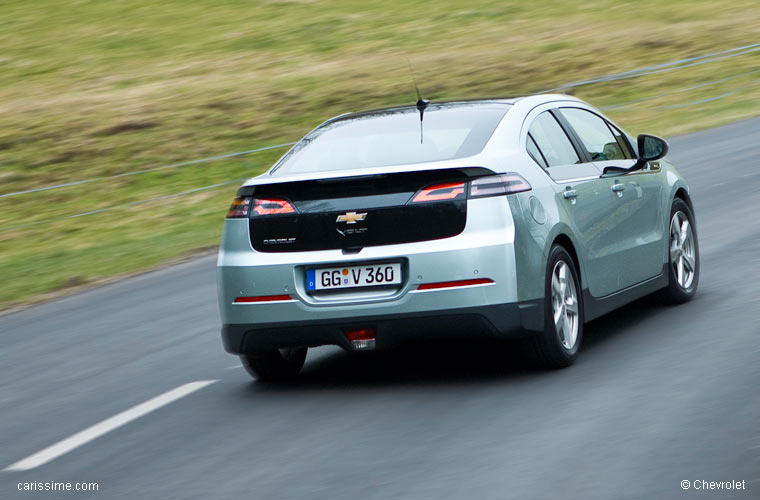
[417, 278, 494, 291]
[234, 295, 292, 303]
[412, 182, 466, 203]
[343, 328, 377, 342]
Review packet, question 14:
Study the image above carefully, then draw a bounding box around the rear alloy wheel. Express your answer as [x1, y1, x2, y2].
[661, 198, 699, 303]
[527, 245, 583, 368]
[240, 347, 307, 381]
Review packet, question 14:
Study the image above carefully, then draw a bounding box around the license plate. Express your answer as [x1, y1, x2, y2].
[306, 263, 402, 291]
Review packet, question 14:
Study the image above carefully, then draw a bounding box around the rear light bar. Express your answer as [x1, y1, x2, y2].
[469, 173, 531, 199]
[226, 196, 297, 218]
[252, 198, 296, 216]
[409, 174, 530, 204]
[234, 294, 293, 303]
[417, 278, 494, 291]
[411, 182, 466, 203]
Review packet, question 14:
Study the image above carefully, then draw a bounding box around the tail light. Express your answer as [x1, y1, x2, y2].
[226, 196, 297, 218]
[252, 198, 296, 216]
[469, 173, 531, 199]
[411, 182, 466, 203]
[226, 196, 252, 218]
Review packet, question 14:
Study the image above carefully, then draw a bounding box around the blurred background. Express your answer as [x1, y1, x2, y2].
[1, 0, 759, 309]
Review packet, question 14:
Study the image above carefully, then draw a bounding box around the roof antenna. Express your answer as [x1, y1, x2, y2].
[407, 60, 429, 144]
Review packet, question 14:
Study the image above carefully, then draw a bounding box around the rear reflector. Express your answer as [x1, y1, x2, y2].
[234, 294, 292, 303]
[343, 327, 377, 351]
[417, 278, 494, 291]
[411, 182, 466, 203]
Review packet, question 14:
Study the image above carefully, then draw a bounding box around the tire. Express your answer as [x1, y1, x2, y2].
[660, 198, 699, 304]
[240, 347, 307, 381]
[526, 245, 584, 368]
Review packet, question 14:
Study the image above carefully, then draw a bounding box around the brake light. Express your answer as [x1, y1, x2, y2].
[411, 182, 466, 203]
[469, 174, 531, 199]
[226, 196, 252, 218]
[252, 198, 296, 216]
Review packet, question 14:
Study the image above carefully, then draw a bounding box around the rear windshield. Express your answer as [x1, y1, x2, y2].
[271, 104, 510, 176]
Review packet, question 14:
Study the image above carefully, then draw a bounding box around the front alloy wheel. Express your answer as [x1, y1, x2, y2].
[661, 198, 699, 303]
[669, 210, 696, 291]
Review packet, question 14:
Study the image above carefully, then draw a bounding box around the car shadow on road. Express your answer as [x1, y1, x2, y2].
[242, 338, 534, 393]
[239, 293, 685, 393]
[582, 293, 665, 349]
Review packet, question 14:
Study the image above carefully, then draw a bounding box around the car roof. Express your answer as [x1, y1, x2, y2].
[323, 97, 521, 124]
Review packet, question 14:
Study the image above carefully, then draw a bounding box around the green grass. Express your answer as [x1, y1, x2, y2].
[2, 0, 760, 310]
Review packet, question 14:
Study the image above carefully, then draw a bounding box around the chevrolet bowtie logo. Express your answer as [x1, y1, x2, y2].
[336, 212, 367, 224]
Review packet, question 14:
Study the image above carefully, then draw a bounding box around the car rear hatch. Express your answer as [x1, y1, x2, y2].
[236, 167, 494, 253]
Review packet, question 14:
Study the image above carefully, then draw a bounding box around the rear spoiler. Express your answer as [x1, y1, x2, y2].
[236, 167, 495, 197]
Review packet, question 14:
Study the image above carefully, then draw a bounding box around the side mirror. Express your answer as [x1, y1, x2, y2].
[601, 133, 670, 176]
[637, 134, 669, 162]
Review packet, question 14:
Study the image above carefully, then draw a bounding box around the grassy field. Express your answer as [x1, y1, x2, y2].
[1, 0, 760, 310]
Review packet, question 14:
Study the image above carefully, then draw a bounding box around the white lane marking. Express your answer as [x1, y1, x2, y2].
[224, 364, 242, 370]
[3, 380, 218, 472]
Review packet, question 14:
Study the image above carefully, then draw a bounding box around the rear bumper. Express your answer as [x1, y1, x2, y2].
[222, 300, 543, 354]
[217, 196, 546, 354]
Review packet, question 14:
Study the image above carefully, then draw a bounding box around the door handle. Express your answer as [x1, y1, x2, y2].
[611, 183, 625, 197]
[562, 189, 577, 204]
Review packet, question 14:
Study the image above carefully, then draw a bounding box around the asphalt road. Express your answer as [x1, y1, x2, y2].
[1, 118, 759, 500]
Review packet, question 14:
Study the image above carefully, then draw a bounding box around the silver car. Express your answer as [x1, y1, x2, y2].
[217, 94, 699, 380]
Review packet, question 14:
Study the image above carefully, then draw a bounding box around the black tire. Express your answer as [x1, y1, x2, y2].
[660, 198, 699, 304]
[240, 347, 307, 381]
[526, 245, 584, 368]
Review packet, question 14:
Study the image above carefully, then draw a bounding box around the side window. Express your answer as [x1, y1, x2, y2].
[559, 108, 628, 161]
[607, 123, 634, 159]
[528, 112, 581, 167]
[526, 133, 548, 169]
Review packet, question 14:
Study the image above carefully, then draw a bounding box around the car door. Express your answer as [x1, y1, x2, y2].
[558, 107, 665, 290]
[527, 109, 620, 298]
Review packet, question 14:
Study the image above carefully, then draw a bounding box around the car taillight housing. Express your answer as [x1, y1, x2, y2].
[411, 182, 467, 203]
[252, 198, 296, 216]
[226, 196, 297, 218]
[469, 173, 531, 199]
[226, 196, 252, 218]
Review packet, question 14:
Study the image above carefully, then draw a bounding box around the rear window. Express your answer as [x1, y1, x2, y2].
[271, 104, 510, 176]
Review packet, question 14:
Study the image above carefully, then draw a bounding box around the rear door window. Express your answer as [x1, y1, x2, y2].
[528, 111, 601, 181]
[528, 112, 581, 167]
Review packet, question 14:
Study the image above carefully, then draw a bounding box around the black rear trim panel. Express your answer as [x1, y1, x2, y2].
[243, 168, 491, 253]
